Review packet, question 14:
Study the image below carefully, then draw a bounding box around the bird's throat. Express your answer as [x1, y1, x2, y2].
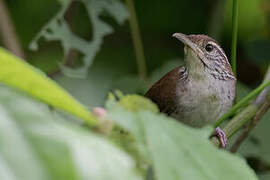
[184, 47, 205, 81]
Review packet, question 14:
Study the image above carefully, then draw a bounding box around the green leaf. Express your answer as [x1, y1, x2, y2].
[0, 85, 142, 180]
[119, 95, 159, 113]
[0, 48, 96, 125]
[107, 95, 258, 180]
[30, 0, 128, 78]
[142, 112, 257, 180]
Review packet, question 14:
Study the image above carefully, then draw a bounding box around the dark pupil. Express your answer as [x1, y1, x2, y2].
[205, 44, 213, 52]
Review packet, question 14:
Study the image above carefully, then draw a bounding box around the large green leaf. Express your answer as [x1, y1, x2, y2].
[107, 95, 258, 180]
[142, 112, 257, 180]
[0, 48, 96, 125]
[0, 85, 141, 180]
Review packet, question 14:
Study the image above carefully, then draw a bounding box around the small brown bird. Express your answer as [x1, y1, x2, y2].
[145, 33, 236, 147]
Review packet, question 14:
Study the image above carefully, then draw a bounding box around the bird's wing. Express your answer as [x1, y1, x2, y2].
[145, 66, 187, 115]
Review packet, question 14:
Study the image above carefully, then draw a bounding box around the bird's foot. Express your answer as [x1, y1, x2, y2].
[212, 127, 227, 148]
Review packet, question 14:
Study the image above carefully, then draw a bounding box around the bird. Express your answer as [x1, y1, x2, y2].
[145, 33, 236, 147]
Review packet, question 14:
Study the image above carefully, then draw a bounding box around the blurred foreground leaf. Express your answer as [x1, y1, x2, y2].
[0, 48, 96, 125]
[0, 85, 141, 180]
[106, 95, 258, 180]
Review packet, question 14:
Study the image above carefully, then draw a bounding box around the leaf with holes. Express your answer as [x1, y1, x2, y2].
[29, 0, 128, 78]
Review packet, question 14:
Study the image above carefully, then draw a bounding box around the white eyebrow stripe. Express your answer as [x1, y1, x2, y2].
[207, 41, 228, 62]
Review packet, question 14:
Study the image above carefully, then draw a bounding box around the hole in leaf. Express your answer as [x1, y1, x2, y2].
[64, 1, 93, 41]
[64, 48, 85, 69]
[99, 13, 119, 29]
[45, 28, 53, 34]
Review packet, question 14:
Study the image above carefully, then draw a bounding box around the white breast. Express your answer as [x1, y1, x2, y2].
[173, 74, 235, 127]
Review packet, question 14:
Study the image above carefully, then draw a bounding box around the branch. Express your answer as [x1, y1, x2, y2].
[0, 0, 25, 59]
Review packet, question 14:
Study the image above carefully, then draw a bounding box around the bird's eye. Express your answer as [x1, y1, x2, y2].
[205, 44, 213, 52]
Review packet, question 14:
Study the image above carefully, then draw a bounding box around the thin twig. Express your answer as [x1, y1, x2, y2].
[125, 0, 147, 80]
[231, 0, 238, 76]
[0, 0, 25, 59]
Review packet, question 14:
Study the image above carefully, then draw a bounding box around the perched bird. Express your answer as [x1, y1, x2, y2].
[145, 33, 236, 147]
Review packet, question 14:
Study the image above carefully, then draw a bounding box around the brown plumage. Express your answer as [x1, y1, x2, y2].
[145, 66, 187, 115]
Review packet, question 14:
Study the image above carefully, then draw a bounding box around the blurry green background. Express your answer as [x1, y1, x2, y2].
[4, 0, 270, 88]
[1, 0, 270, 177]
[4, 0, 270, 91]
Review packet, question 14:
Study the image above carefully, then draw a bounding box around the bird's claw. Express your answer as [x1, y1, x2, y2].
[213, 127, 227, 148]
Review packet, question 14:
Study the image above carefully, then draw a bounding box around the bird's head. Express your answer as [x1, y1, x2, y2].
[173, 33, 235, 80]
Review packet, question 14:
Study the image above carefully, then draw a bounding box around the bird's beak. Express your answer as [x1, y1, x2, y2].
[172, 33, 200, 53]
[172, 33, 205, 63]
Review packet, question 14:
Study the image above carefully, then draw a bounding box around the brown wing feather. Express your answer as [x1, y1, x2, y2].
[145, 66, 187, 115]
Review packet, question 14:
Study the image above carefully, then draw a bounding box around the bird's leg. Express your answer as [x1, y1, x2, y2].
[212, 127, 227, 148]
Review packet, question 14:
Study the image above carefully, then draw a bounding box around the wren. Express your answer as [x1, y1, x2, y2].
[145, 33, 236, 147]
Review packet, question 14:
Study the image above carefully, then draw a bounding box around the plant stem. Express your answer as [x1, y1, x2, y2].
[0, 0, 25, 59]
[215, 80, 270, 126]
[125, 0, 147, 80]
[231, 0, 238, 76]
